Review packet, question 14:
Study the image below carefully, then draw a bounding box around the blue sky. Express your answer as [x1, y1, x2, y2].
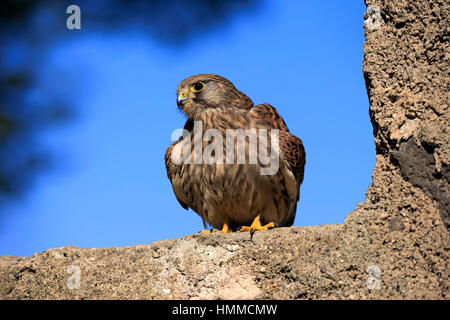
[0, 1, 373, 256]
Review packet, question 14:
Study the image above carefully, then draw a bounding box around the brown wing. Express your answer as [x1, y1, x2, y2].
[164, 118, 193, 181]
[247, 102, 305, 197]
[278, 130, 306, 227]
[279, 130, 306, 193]
[165, 119, 195, 211]
[248, 103, 305, 227]
[164, 140, 178, 180]
[248, 103, 290, 131]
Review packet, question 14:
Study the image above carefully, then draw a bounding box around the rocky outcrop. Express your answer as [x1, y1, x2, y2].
[0, 0, 448, 299]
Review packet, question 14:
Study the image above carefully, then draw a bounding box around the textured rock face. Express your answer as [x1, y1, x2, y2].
[0, 0, 448, 299]
[363, 0, 449, 231]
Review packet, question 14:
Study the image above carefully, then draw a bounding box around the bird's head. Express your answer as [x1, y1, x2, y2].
[176, 74, 253, 119]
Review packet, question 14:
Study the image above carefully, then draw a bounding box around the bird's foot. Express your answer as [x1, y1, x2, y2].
[201, 223, 230, 234]
[239, 215, 276, 233]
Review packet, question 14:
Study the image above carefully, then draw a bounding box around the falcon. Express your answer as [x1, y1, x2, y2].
[165, 74, 305, 233]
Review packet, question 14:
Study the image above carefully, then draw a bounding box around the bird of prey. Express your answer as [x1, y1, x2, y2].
[165, 74, 305, 233]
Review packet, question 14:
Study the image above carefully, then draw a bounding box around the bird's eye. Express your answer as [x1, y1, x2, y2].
[190, 82, 205, 93]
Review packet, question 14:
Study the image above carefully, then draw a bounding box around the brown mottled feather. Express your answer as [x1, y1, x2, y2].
[279, 130, 306, 192]
[249, 103, 289, 131]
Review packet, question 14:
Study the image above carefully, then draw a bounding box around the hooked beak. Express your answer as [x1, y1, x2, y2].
[177, 96, 187, 108]
[177, 91, 187, 108]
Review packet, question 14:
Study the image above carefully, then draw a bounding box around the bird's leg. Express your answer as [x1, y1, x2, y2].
[239, 215, 275, 232]
[201, 222, 230, 234]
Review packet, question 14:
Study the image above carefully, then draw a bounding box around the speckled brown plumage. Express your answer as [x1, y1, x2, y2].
[165, 74, 306, 230]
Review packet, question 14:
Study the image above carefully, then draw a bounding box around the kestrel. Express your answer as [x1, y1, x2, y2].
[165, 74, 305, 233]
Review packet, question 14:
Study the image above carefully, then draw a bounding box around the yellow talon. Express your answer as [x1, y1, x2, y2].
[201, 223, 229, 234]
[239, 215, 275, 232]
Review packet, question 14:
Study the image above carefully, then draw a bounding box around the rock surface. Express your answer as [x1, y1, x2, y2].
[0, 0, 448, 299]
